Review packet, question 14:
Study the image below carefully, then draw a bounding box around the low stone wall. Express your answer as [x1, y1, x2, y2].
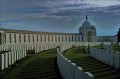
[90, 47, 120, 69]
[57, 45, 94, 79]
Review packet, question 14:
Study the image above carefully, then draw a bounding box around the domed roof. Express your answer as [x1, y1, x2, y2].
[82, 21, 91, 27]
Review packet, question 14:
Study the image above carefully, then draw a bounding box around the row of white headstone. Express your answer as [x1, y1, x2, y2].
[0, 43, 58, 52]
[57, 46, 94, 79]
[103, 42, 111, 45]
[0, 49, 27, 70]
[90, 47, 120, 69]
[0, 42, 103, 52]
[0, 43, 58, 70]
[0, 42, 102, 71]
[103, 44, 112, 51]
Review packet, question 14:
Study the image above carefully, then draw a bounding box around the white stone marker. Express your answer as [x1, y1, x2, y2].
[18, 50, 21, 59]
[4, 53, 8, 68]
[11, 51, 14, 64]
[102, 50, 106, 63]
[8, 52, 11, 66]
[109, 51, 115, 67]
[14, 50, 17, 62]
[70, 63, 76, 79]
[66, 60, 71, 79]
[0, 54, 5, 70]
[16, 50, 19, 60]
[115, 52, 120, 69]
[75, 67, 83, 79]
[105, 50, 110, 65]
[84, 72, 94, 79]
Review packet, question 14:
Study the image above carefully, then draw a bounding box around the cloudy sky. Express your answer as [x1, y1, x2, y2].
[0, 0, 120, 36]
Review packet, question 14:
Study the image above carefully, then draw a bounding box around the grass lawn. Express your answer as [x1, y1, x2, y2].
[94, 45, 104, 49]
[63, 47, 120, 79]
[112, 44, 120, 53]
[4, 49, 60, 79]
[94, 44, 120, 53]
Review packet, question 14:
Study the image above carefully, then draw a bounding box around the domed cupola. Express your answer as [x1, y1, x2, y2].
[79, 16, 97, 42]
[82, 21, 91, 27]
[82, 16, 91, 28]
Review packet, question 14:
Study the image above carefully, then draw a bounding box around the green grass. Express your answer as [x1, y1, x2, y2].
[94, 45, 104, 49]
[95, 44, 120, 53]
[4, 49, 58, 79]
[112, 44, 120, 53]
[64, 47, 120, 79]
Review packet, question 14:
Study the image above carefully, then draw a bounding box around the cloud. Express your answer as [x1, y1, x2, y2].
[1, 0, 120, 35]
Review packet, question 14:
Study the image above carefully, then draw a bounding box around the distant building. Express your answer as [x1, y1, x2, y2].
[97, 35, 118, 42]
[0, 16, 118, 45]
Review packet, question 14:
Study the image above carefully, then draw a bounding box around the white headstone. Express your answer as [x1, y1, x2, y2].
[0, 54, 5, 70]
[11, 51, 14, 64]
[69, 63, 76, 79]
[4, 53, 8, 68]
[75, 67, 83, 79]
[14, 50, 17, 62]
[109, 51, 115, 67]
[105, 50, 110, 65]
[115, 52, 120, 69]
[84, 72, 94, 79]
[8, 52, 11, 66]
